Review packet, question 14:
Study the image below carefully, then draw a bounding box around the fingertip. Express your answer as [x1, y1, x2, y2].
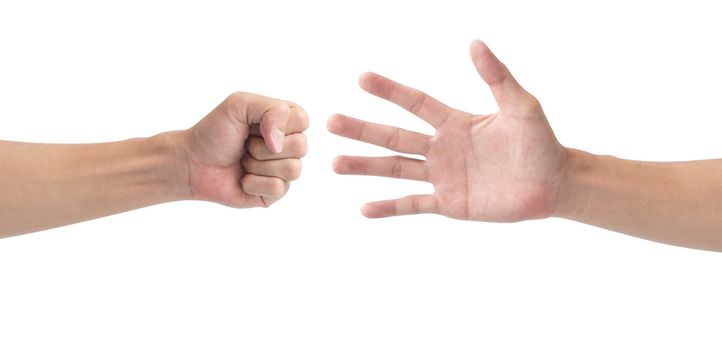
[470, 40, 490, 64]
[358, 72, 378, 92]
[327, 114, 354, 136]
[360, 203, 376, 218]
[332, 155, 357, 174]
[358, 71, 374, 83]
[331, 155, 345, 174]
[361, 202, 390, 218]
[470, 39, 486, 53]
[326, 114, 342, 132]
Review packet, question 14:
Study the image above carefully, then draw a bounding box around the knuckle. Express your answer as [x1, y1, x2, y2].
[285, 159, 302, 180]
[295, 107, 310, 131]
[386, 128, 401, 150]
[270, 179, 287, 197]
[390, 156, 403, 178]
[521, 94, 543, 114]
[226, 91, 249, 106]
[422, 137, 432, 154]
[223, 92, 251, 119]
[410, 197, 420, 213]
[291, 133, 308, 157]
[409, 92, 428, 114]
[272, 101, 291, 114]
[240, 175, 255, 192]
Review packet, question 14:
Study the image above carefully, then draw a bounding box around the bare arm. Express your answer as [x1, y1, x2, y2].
[0, 135, 186, 236]
[0, 92, 309, 238]
[329, 40, 722, 251]
[557, 150, 722, 250]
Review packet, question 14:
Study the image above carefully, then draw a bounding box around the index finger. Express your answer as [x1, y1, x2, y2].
[358, 72, 457, 128]
[250, 100, 310, 136]
[284, 100, 310, 133]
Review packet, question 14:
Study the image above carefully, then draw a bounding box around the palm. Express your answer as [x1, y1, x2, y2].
[429, 110, 565, 221]
[330, 41, 566, 220]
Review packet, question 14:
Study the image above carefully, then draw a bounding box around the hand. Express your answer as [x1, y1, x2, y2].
[328, 41, 567, 221]
[178, 92, 309, 208]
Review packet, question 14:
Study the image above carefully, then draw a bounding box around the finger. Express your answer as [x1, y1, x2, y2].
[469, 40, 530, 110]
[284, 100, 311, 133]
[259, 106, 290, 154]
[327, 114, 430, 155]
[358, 72, 457, 128]
[249, 101, 310, 136]
[361, 195, 438, 218]
[246, 133, 307, 160]
[333, 156, 428, 181]
[220, 92, 293, 153]
[242, 157, 302, 181]
[240, 174, 289, 199]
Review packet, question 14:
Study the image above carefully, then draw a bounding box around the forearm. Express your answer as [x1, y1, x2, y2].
[555, 149, 722, 251]
[0, 132, 189, 237]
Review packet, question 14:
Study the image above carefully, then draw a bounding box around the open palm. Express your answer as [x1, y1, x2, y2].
[328, 41, 567, 221]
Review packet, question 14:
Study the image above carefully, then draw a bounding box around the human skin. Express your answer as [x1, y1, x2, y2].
[0, 92, 309, 238]
[328, 40, 722, 252]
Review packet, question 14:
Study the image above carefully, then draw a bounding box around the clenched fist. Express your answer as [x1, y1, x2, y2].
[178, 92, 309, 208]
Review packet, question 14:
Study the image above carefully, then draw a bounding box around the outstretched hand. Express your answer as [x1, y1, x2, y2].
[328, 41, 567, 221]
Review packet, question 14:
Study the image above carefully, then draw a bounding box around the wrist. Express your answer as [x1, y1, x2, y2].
[146, 131, 193, 202]
[552, 148, 601, 219]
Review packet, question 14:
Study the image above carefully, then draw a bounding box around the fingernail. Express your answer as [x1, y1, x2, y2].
[271, 128, 285, 153]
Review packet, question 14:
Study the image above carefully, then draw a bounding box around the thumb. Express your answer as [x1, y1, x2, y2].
[223, 93, 291, 154]
[258, 103, 291, 154]
[469, 40, 527, 110]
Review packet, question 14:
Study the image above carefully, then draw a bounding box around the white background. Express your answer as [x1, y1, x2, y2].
[1, 1, 722, 349]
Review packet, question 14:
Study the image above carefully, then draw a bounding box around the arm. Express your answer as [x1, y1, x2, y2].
[0, 135, 187, 236]
[0, 92, 309, 238]
[557, 150, 722, 250]
[328, 40, 722, 252]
